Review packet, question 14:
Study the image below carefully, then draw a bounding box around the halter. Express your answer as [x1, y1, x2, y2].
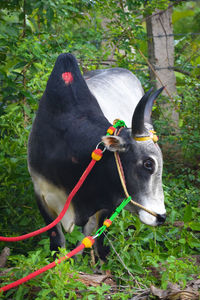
[134, 130, 159, 143]
[106, 120, 158, 218]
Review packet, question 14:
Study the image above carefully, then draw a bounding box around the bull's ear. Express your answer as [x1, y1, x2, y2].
[102, 136, 126, 152]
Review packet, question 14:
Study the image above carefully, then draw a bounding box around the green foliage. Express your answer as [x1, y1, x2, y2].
[160, 256, 198, 289]
[0, 244, 128, 299]
[0, 0, 200, 299]
[0, 103, 44, 254]
[173, 1, 200, 79]
[0, 173, 199, 299]
[154, 78, 200, 168]
[176, 80, 200, 165]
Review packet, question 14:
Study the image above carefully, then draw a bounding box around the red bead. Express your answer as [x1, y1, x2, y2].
[91, 149, 103, 161]
[107, 126, 116, 135]
[103, 219, 112, 227]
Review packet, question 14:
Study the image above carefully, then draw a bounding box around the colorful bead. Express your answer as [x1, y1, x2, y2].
[103, 219, 112, 227]
[113, 119, 120, 125]
[82, 236, 95, 248]
[152, 135, 159, 143]
[107, 126, 116, 135]
[91, 149, 103, 161]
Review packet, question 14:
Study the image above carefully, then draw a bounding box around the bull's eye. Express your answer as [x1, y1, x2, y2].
[143, 158, 155, 173]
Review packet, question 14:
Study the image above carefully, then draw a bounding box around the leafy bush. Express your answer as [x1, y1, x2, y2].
[0, 103, 44, 254]
[177, 80, 200, 166]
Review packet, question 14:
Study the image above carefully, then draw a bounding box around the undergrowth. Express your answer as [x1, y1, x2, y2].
[0, 173, 199, 299]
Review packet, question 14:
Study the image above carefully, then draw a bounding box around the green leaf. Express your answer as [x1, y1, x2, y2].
[172, 10, 194, 24]
[183, 205, 193, 223]
[179, 118, 183, 127]
[13, 61, 27, 70]
[188, 239, 200, 249]
[46, 7, 54, 23]
[179, 238, 186, 244]
[189, 222, 200, 231]
[161, 272, 169, 289]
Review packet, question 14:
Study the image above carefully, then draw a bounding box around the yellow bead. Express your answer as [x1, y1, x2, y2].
[103, 219, 112, 227]
[82, 237, 94, 248]
[91, 149, 103, 161]
[107, 126, 115, 135]
[113, 119, 120, 125]
[107, 128, 114, 135]
[152, 135, 159, 143]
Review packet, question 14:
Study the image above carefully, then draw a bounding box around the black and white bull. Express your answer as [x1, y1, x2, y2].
[28, 53, 166, 259]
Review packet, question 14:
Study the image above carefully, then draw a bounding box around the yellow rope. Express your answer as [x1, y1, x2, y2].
[114, 152, 157, 218]
[114, 152, 129, 199]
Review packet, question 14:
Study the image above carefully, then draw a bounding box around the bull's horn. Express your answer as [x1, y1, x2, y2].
[132, 87, 164, 136]
[132, 88, 153, 136]
[144, 87, 164, 125]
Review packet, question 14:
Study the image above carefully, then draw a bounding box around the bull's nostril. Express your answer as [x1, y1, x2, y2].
[157, 213, 166, 224]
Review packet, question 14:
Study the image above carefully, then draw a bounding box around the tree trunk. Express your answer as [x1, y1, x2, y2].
[146, 7, 179, 127]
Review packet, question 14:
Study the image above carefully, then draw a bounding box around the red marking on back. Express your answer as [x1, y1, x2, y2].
[62, 72, 73, 84]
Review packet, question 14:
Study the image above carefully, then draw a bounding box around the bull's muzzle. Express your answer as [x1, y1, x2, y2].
[156, 213, 166, 225]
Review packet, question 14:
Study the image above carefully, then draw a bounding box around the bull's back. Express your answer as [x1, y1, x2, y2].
[84, 68, 144, 127]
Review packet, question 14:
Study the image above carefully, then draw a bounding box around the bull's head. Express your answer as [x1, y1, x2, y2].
[102, 88, 166, 226]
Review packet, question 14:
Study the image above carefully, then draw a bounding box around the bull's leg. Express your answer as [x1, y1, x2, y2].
[95, 209, 111, 262]
[82, 210, 110, 262]
[35, 194, 66, 252]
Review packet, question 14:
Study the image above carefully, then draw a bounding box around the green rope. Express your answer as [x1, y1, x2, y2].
[113, 120, 127, 129]
[110, 196, 131, 221]
[94, 196, 132, 237]
[106, 120, 127, 136]
[94, 119, 129, 237]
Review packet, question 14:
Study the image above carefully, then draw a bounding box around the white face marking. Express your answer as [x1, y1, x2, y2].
[139, 211, 157, 226]
[127, 139, 165, 226]
[126, 190, 166, 226]
[138, 200, 166, 226]
[29, 167, 75, 233]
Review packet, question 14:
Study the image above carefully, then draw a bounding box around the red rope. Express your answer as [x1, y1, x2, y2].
[0, 158, 97, 242]
[0, 243, 85, 292]
[0, 149, 103, 292]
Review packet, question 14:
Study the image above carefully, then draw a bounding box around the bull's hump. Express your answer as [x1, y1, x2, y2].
[42, 53, 102, 115]
[85, 68, 144, 127]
